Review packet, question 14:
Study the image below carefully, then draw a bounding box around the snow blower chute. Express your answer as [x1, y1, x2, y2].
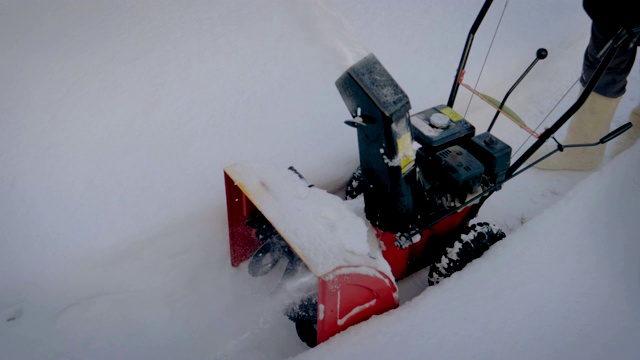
[224, 0, 635, 348]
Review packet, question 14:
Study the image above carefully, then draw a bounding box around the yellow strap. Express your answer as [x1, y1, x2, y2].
[460, 82, 540, 138]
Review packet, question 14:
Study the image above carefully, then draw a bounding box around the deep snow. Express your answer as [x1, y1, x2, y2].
[1, 0, 639, 359]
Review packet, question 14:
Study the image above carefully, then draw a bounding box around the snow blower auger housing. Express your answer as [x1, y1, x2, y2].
[224, 0, 635, 349]
[224, 162, 399, 347]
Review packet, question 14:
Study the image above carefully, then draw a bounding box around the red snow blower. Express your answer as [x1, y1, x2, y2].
[224, 0, 634, 348]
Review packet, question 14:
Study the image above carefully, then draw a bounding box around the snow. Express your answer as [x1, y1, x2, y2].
[1, 0, 638, 359]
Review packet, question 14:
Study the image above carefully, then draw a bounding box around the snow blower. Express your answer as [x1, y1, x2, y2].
[224, 0, 635, 348]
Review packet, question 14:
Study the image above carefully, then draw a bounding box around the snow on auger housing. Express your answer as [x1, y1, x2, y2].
[223, 0, 634, 348]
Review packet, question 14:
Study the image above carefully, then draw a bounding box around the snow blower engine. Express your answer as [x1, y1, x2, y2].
[223, 0, 634, 348]
[337, 53, 510, 250]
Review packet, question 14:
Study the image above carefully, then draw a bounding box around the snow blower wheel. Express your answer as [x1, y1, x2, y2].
[426, 222, 506, 286]
[295, 320, 317, 348]
[285, 294, 319, 347]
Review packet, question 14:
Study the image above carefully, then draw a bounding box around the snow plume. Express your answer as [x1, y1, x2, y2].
[290, 0, 368, 67]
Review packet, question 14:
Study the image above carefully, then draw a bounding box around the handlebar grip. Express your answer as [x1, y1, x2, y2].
[600, 122, 632, 144]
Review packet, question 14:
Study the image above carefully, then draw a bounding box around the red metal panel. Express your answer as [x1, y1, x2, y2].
[224, 171, 262, 267]
[317, 267, 398, 345]
[375, 206, 473, 280]
[375, 229, 410, 279]
[432, 206, 472, 236]
[407, 228, 432, 274]
[313, 207, 474, 344]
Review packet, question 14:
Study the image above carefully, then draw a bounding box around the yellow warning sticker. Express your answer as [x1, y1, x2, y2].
[397, 133, 415, 174]
[439, 107, 464, 122]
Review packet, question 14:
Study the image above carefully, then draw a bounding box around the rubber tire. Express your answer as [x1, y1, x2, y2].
[295, 320, 318, 348]
[426, 222, 505, 286]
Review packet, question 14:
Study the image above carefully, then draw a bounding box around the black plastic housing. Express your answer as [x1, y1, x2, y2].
[432, 145, 484, 196]
[336, 54, 415, 233]
[411, 105, 476, 156]
[467, 132, 512, 183]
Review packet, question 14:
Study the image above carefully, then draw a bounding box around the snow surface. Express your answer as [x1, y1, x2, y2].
[1, 0, 639, 359]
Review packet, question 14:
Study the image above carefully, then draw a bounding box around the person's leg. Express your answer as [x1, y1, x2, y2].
[581, 23, 636, 99]
[535, 23, 636, 170]
[534, 89, 621, 170]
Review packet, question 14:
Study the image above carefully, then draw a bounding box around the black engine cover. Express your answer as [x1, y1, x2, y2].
[411, 105, 476, 156]
[467, 132, 512, 184]
[432, 145, 484, 195]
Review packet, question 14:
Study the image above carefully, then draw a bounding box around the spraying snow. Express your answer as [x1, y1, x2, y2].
[289, 0, 369, 68]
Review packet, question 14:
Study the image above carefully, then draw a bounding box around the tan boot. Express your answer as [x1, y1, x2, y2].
[609, 103, 640, 158]
[534, 90, 622, 171]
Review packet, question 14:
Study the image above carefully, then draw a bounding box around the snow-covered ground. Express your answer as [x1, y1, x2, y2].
[1, 0, 638, 359]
